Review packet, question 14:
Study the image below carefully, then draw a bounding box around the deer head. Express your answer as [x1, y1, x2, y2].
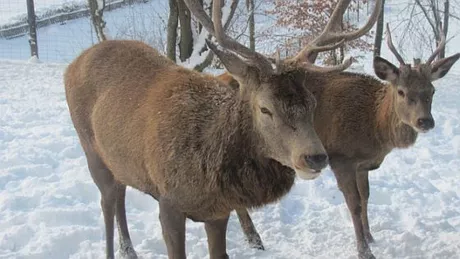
[374, 23, 460, 133]
[184, 0, 384, 178]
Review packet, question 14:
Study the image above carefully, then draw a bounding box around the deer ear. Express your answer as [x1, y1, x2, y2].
[430, 53, 460, 81]
[206, 39, 249, 81]
[373, 56, 399, 82]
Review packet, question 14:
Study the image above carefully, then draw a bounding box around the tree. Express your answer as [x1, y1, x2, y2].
[88, 0, 107, 42]
[396, 0, 456, 61]
[177, 0, 194, 61]
[414, 0, 445, 59]
[266, 0, 373, 65]
[166, 0, 239, 71]
[247, 0, 255, 51]
[373, 0, 385, 57]
[167, 0, 179, 61]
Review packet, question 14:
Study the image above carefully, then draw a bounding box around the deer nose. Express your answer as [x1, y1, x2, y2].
[417, 117, 435, 131]
[304, 154, 328, 170]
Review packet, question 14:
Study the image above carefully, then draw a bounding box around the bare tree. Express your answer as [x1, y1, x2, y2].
[441, 0, 450, 58]
[374, 0, 385, 56]
[399, 0, 455, 60]
[167, 0, 238, 71]
[88, 0, 107, 42]
[247, 0, 255, 51]
[178, 0, 194, 61]
[167, 0, 179, 61]
[415, 0, 444, 58]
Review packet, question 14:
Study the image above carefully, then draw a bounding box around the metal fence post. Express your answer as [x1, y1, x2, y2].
[26, 0, 39, 58]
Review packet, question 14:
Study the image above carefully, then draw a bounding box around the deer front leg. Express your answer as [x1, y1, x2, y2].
[236, 208, 265, 250]
[333, 166, 375, 259]
[356, 170, 374, 243]
[159, 198, 186, 259]
[205, 215, 230, 259]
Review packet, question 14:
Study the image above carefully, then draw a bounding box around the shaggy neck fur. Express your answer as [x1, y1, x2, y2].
[375, 85, 418, 149]
[202, 91, 295, 210]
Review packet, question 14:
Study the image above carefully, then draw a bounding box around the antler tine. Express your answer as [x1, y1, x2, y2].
[290, 0, 383, 73]
[184, 0, 274, 74]
[385, 23, 406, 66]
[426, 24, 446, 65]
[183, 0, 216, 36]
[334, 0, 383, 43]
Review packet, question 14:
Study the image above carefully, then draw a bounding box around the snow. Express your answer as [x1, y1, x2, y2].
[1, 49, 460, 258]
[1, 0, 460, 258]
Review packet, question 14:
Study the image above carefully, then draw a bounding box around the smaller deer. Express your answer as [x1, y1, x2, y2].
[221, 24, 460, 259]
[64, 0, 367, 258]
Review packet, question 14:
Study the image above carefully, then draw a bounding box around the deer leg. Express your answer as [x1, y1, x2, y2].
[235, 208, 264, 250]
[85, 151, 118, 259]
[205, 215, 230, 259]
[115, 185, 138, 258]
[159, 197, 186, 259]
[333, 166, 374, 259]
[356, 170, 374, 243]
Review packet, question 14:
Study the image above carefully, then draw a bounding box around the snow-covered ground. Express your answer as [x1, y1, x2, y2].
[1, 51, 460, 258]
[1, 0, 460, 258]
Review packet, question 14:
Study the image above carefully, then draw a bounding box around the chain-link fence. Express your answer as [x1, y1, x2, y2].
[0, 0, 168, 63]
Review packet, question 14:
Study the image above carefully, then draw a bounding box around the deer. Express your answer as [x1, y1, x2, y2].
[218, 19, 460, 259]
[62, 0, 377, 257]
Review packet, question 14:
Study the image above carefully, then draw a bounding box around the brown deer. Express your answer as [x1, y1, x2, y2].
[221, 23, 460, 258]
[63, 0, 373, 257]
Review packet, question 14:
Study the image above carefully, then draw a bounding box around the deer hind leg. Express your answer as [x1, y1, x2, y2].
[235, 208, 264, 250]
[332, 165, 375, 259]
[356, 170, 374, 243]
[85, 150, 119, 259]
[115, 185, 138, 258]
[159, 197, 186, 259]
[205, 214, 230, 259]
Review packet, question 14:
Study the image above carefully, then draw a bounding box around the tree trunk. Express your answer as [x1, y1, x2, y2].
[441, 0, 449, 59]
[26, 0, 38, 58]
[373, 0, 385, 57]
[177, 0, 194, 62]
[88, 0, 107, 42]
[247, 0, 255, 51]
[339, 45, 345, 64]
[167, 0, 179, 62]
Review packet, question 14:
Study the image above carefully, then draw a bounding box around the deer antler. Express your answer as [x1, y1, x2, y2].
[385, 23, 406, 66]
[426, 24, 446, 65]
[288, 0, 383, 72]
[386, 23, 446, 67]
[186, 0, 377, 74]
[184, 0, 274, 74]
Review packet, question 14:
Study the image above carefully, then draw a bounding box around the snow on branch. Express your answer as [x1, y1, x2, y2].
[179, 0, 238, 69]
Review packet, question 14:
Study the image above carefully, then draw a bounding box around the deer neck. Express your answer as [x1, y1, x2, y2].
[375, 85, 418, 149]
[206, 96, 295, 209]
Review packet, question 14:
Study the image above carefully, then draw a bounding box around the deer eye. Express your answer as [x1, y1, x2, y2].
[260, 107, 272, 116]
[397, 90, 405, 98]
